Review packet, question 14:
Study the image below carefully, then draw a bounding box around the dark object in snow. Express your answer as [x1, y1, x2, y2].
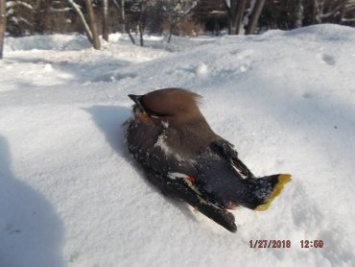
[123, 88, 291, 233]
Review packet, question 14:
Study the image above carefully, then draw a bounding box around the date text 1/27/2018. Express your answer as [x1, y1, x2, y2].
[249, 240, 324, 249]
[249, 240, 291, 248]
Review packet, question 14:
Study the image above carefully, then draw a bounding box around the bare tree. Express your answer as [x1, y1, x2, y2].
[0, 0, 5, 59]
[112, 0, 127, 33]
[120, 0, 126, 33]
[312, 0, 355, 24]
[342, 0, 355, 23]
[68, 0, 100, 49]
[128, 0, 157, 47]
[102, 0, 109, 41]
[138, 0, 145, 46]
[162, 0, 200, 43]
[222, 0, 267, 35]
[338, 0, 348, 23]
[245, 0, 266, 34]
[84, 0, 100, 49]
[294, 0, 304, 28]
[112, 0, 136, 44]
[223, 0, 247, 34]
[68, 0, 93, 40]
[337, 0, 355, 24]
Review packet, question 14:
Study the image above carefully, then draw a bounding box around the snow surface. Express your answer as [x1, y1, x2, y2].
[1, 25, 355, 267]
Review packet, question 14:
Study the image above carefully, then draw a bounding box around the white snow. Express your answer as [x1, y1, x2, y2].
[1, 25, 355, 267]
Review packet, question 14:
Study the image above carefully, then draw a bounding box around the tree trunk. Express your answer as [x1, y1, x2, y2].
[235, 0, 247, 34]
[121, 0, 126, 33]
[139, 23, 144, 47]
[112, 0, 126, 34]
[127, 27, 135, 44]
[0, 0, 6, 59]
[102, 0, 109, 41]
[138, 1, 145, 47]
[246, 0, 266, 34]
[313, 0, 324, 24]
[68, 0, 93, 43]
[167, 23, 175, 43]
[223, 0, 246, 35]
[294, 0, 304, 28]
[223, 0, 237, 34]
[84, 0, 100, 50]
[166, 0, 200, 43]
[338, 0, 347, 24]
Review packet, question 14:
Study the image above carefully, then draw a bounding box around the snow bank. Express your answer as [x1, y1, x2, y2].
[1, 25, 355, 267]
[4, 34, 92, 52]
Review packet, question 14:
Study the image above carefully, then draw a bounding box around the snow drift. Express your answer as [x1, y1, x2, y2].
[1, 24, 355, 267]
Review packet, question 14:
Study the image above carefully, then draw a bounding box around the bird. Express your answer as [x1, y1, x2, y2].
[123, 88, 291, 233]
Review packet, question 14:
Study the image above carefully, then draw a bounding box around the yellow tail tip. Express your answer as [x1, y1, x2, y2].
[255, 202, 272, 211]
[255, 174, 291, 211]
[279, 174, 292, 184]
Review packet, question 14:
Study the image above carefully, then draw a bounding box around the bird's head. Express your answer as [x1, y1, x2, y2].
[128, 88, 204, 126]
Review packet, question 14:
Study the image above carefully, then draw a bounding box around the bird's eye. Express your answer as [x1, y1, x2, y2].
[143, 106, 167, 117]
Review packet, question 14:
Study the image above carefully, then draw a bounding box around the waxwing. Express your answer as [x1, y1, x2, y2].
[124, 88, 291, 233]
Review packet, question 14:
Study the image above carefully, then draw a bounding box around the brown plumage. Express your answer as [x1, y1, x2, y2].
[124, 88, 291, 233]
[129, 89, 215, 156]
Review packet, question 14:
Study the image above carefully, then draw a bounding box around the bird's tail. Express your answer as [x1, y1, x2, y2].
[243, 174, 291, 211]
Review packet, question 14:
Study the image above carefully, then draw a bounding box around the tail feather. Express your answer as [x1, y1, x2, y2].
[246, 174, 291, 211]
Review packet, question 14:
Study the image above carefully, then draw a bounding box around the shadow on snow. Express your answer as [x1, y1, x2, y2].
[0, 135, 64, 267]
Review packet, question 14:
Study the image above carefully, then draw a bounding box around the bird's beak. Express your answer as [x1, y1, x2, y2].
[128, 94, 146, 112]
[128, 94, 142, 104]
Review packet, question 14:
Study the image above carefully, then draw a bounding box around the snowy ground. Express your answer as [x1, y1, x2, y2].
[1, 25, 355, 267]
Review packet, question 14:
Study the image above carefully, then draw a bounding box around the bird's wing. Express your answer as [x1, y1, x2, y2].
[211, 138, 255, 179]
[145, 169, 237, 233]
